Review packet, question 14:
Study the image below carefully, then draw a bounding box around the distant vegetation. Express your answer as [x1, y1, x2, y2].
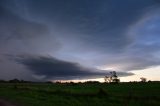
[0, 79, 160, 106]
[104, 71, 120, 83]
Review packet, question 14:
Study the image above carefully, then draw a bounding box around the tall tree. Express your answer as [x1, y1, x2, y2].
[104, 71, 120, 83]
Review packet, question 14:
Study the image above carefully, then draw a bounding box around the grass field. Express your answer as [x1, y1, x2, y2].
[0, 82, 160, 106]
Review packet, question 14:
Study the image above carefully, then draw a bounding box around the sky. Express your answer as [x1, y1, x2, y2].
[0, 0, 160, 82]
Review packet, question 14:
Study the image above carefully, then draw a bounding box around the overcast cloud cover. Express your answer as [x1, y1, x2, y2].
[0, 0, 160, 81]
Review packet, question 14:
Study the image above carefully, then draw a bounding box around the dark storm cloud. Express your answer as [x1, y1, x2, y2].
[0, 5, 60, 54]
[22, 0, 160, 52]
[0, 6, 47, 40]
[0, 0, 160, 81]
[0, 3, 60, 80]
[13, 55, 134, 80]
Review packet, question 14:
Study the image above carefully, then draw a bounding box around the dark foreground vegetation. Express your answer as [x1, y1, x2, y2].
[0, 81, 160, 106]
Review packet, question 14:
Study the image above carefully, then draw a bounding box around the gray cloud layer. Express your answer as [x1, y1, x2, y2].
[13, 55, 134, 80]
[21, 0, 159, 52]
[0, 0, 160, 81]
[0, 5, 60, 55]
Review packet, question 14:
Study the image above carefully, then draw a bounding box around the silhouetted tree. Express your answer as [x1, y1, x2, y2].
[140, 77, 147, 82]
[104, 71, 120, 83]
[104, 76, 112, 83]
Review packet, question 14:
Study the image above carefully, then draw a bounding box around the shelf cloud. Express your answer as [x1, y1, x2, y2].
[0, 0, 160, 81]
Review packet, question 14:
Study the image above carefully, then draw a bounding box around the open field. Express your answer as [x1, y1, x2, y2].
[0, 82, 160, 106]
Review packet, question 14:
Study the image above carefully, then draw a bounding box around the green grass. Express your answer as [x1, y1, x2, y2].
[0, 82, 160, 106]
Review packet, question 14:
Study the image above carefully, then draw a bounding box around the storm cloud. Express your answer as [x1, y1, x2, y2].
[0, 4, 60, 55]
[21, 0, 160, 52]
[13, 55, 134, 80]
[0, 0, 160, 81]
